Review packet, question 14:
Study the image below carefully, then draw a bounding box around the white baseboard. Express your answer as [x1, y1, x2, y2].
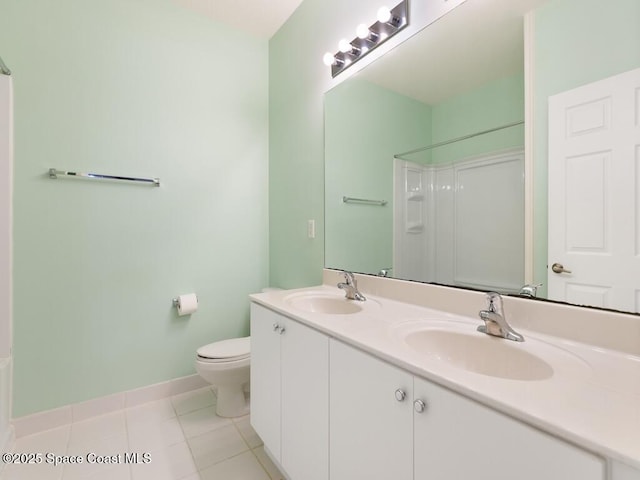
[13, 374, 208, 438]
[0, 423, 15, 475]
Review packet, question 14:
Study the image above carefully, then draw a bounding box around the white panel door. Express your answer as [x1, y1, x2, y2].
[548, 67, 640, 311]
[329, 340, 413, 480]
[413, 377, 605, 480]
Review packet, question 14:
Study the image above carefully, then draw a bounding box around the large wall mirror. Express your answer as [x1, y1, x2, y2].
[325, 0, 640, 313]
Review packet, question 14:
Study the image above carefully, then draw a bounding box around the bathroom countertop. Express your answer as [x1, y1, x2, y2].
[250, 285, 640, 470]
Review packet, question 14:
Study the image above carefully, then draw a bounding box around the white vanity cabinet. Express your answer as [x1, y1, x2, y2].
[612, 461, 640, 480]
[330, 338, 605, 480]
[329, 338, 414, 480]
[252, 302, 612, 480]
[413, 376, 605, 480]
[250, 303, 329, 480]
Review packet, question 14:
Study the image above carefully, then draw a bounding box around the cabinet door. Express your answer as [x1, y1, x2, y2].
[413, 377, 605, 480]
[281, 319, 329, 480]
[612, 461, 640, 480]
[330, 340, 413, 480]
[250, 303, 283, 460]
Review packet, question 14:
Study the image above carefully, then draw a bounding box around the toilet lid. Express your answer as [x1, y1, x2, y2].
[197, 336, 250, 360]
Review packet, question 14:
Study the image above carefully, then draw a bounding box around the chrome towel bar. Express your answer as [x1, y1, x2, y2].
[49, 168, 160, 187]
[342, 196, 387, 206]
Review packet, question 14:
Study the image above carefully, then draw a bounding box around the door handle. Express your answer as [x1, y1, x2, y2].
[551, 263, 572, 274]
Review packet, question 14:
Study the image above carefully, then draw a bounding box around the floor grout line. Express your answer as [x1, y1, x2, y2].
[10, 388, 279, 480]
[248, 447, 276, 480]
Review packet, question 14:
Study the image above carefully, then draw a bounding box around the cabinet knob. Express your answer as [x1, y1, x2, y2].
[414, 399, 426, 413]
[394, 389, 406, 402]
[272, 323, 285, 334]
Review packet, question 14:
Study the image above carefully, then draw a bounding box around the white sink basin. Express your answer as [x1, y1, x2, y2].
[404, 328, 553, 380]
[393, 320, 589, 381]
[284, 292, 366, 315]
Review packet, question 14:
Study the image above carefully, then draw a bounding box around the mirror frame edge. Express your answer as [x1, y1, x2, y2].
[523, 10, 535, 286]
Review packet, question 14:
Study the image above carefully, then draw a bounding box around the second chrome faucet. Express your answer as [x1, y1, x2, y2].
[478, 292, 524, 342]
[338, 271, 366, 301]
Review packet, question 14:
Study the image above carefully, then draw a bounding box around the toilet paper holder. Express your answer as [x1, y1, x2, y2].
[172, 296, 197, 307]
[172, 293, 198, 315]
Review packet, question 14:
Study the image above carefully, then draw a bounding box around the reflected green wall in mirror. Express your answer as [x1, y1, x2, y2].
[325, 72, 525, 277]
[429, 73, 524, 165]
[325, 79, 432, 274]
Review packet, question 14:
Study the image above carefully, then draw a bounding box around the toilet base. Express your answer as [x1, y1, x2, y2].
[215, 385, 250, 418]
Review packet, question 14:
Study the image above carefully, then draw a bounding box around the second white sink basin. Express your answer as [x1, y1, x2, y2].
[404, 328, 553, 380]
[392, 320, 589, 382]
[284, 292, 365, 314]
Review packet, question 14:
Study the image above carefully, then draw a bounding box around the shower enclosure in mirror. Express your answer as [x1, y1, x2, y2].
[392, 131, 524, 293]
[324, 0, 640, 313]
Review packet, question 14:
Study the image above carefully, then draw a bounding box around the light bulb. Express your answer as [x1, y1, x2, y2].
[323, 52, 336, 66]
[356, 24, 370, 39]
[338, 39, 352, 53]
[377, 6, 392, 23]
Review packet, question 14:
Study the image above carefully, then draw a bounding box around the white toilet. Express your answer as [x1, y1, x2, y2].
[195, 336, 250, 418]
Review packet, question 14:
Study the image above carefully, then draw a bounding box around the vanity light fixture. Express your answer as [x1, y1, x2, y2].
[338, 38, 361, 56]
[322, 0, 409, 78]
[356, 24, 373, 40]
[377, 6, 393, 23]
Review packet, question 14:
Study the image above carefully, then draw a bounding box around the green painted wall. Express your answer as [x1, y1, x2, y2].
[1, 0, 268, 416]
[324, 79, 432, 275]
[268, 0, 326, 290]
[533, 0, 640, 293]
[268, 0, 460, 289]
[428, 73, 524, 165]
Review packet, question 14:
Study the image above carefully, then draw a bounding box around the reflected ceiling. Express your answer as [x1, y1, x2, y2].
[359, 0, 548, 105]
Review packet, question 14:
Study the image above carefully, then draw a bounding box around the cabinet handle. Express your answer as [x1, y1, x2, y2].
[273, 323, 280, 332]
[394, 389, 406, 402]
[414, 399, 427, 413]
[278, 326, 286, 335]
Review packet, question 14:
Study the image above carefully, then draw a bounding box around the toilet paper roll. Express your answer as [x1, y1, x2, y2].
[176, 293, 198, 316]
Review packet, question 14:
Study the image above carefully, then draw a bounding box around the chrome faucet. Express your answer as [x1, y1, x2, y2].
[478, 292, 524, 342]
[518, 283, 542, 298]
[338, 271, 366, 301]
[378, 267, 392, 277]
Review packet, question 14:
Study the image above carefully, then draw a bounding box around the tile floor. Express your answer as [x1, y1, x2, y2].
[1, 387, 285, 480]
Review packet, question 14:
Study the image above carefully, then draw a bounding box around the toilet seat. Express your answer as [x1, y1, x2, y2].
[197, 336, 250, 363]
[194, 336, 251, 417]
